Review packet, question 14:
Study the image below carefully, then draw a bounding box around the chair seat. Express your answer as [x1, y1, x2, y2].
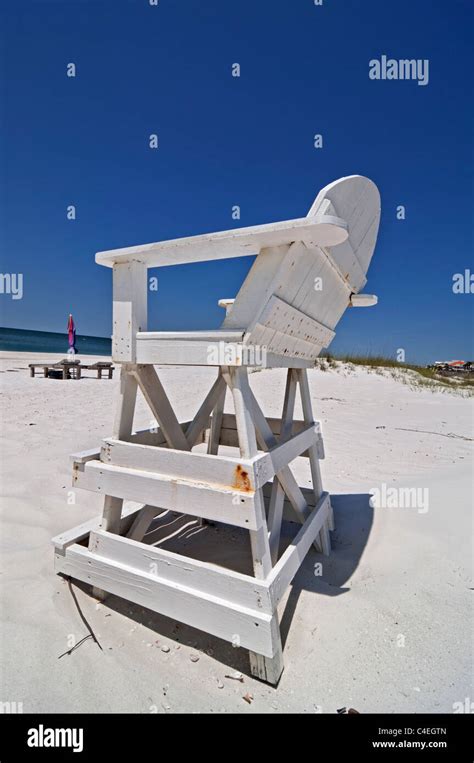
[135, 329, 243, 367]
[135, 330, 315, 367]
[138, 330, 245, 342]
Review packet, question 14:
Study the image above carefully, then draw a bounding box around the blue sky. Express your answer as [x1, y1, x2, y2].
[1, 0, 472, 364]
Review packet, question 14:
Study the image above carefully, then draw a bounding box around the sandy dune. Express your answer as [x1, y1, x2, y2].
[0, 352, 472, 713]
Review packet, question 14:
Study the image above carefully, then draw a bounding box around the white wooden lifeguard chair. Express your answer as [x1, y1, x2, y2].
[53, 175, 380, 684]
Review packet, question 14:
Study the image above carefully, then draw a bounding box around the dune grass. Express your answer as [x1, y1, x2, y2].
[316, 353, 474, 393]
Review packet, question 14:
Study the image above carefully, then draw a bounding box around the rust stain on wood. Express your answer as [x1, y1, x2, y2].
[233, 464, 252, 492]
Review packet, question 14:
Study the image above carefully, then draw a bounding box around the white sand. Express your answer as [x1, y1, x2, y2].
[0, 352, 472, 713]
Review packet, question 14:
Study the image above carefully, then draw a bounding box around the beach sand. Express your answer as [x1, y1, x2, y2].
[0, 351, 472, 713]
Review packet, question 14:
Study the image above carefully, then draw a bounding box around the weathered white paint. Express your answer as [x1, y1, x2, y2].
[268, 369, 298, 564]
[96, 214, 348, 268]
[55, 175, 381, 684]
[55, 545, 279, 658]
[112, 262, 147, 362]
[268, 492, 331, 607]
[245, 296, 335, 360]
[74, 459, 259, 529]
[132, 365, 190, 451]
[100, 436, 266, 491]
[89, 529, 273, 613]
[350, 293, 378, 307]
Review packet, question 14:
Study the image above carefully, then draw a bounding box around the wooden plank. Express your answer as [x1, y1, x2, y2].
[184, 374, 226, 448]
[301, 262, 352, 332]
[223, 369, 257, 461]
[223, 366, 284, 681]
[69, 419, 204, 469]
[223, 238, 344, 360]
[221, 412, 305, 438]
[99, 366, 139, 538]
[135, 338, 315, 367]
[222, 244, 291, 331]
[268, 492, 330, 608]
[96, 214, 348, 269]
[69, 447, 102, 465]
[222, 179, 379, 361]
[113, 366, 138, 440]
[89, 529, 273, 613]
[248, 389, 310, 522]
[136, 338, 244, 367]
[296, 368, 325, 549]
[112, 262, 147, 362]
[267, 423, 320, 476]
[262, 483, 311, 522]
[225, 413, 311, 435]
[297, 368, 333, 533]
[218, 298, 235, 314]
[249, 646, 284, 685]
[133, 365, 190, 451]
[130, 420, 199, 446]
[207, 376, 226, 455]
[138, 330, 244, 342]
[74, 460, 258, 530]
[55, 545, 278, 657]
[319, 520, 331, 557]
[223, 367, 272, 576]
[218, 417, 323, 459]
[246, 296, 335, 356]
[307, 175, 380, 287]
[268, 370, 297, 564]
[350, 293, 378, 307]
[126, 505, 160, 542]
[100, 437, 268, 491]
[315, 178, 380, 262]
[271, 243, 352, 342]
[224, 240, 320, 343]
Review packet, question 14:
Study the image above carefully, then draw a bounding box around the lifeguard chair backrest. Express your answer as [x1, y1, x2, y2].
[222, 175, 381, 362]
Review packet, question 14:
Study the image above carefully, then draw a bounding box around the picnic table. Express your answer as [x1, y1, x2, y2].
[82, 362, 115, 379]
[29, 360, 114, 379]
[29, 360, 82, 379]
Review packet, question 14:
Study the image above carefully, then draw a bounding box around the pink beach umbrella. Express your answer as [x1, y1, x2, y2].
[67, 314, 76, 354]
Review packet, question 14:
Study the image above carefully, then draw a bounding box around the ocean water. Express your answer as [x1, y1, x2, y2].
[0, 327, 111, 356]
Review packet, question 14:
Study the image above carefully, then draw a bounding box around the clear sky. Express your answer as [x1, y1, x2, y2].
[1, 0, 472, 364]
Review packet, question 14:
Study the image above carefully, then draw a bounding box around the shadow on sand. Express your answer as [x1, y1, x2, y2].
[73, 493, 373, 680]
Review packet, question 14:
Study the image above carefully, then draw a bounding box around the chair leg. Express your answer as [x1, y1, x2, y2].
[126, 505, 159, 541]
[185, 374, 227, 448]
[249, 630, 284, 685]
[223, 366, 284, 683]
[297, 368, 333, 545]
[207, 372, 226, 456]
[91, 366, 138, 599]
[268, 369, 297, 564]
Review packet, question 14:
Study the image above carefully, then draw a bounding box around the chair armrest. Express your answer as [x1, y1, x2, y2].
[96, 214, 348, 269]
[350, 294, 378, 307]
[218, 298, 235, 315]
